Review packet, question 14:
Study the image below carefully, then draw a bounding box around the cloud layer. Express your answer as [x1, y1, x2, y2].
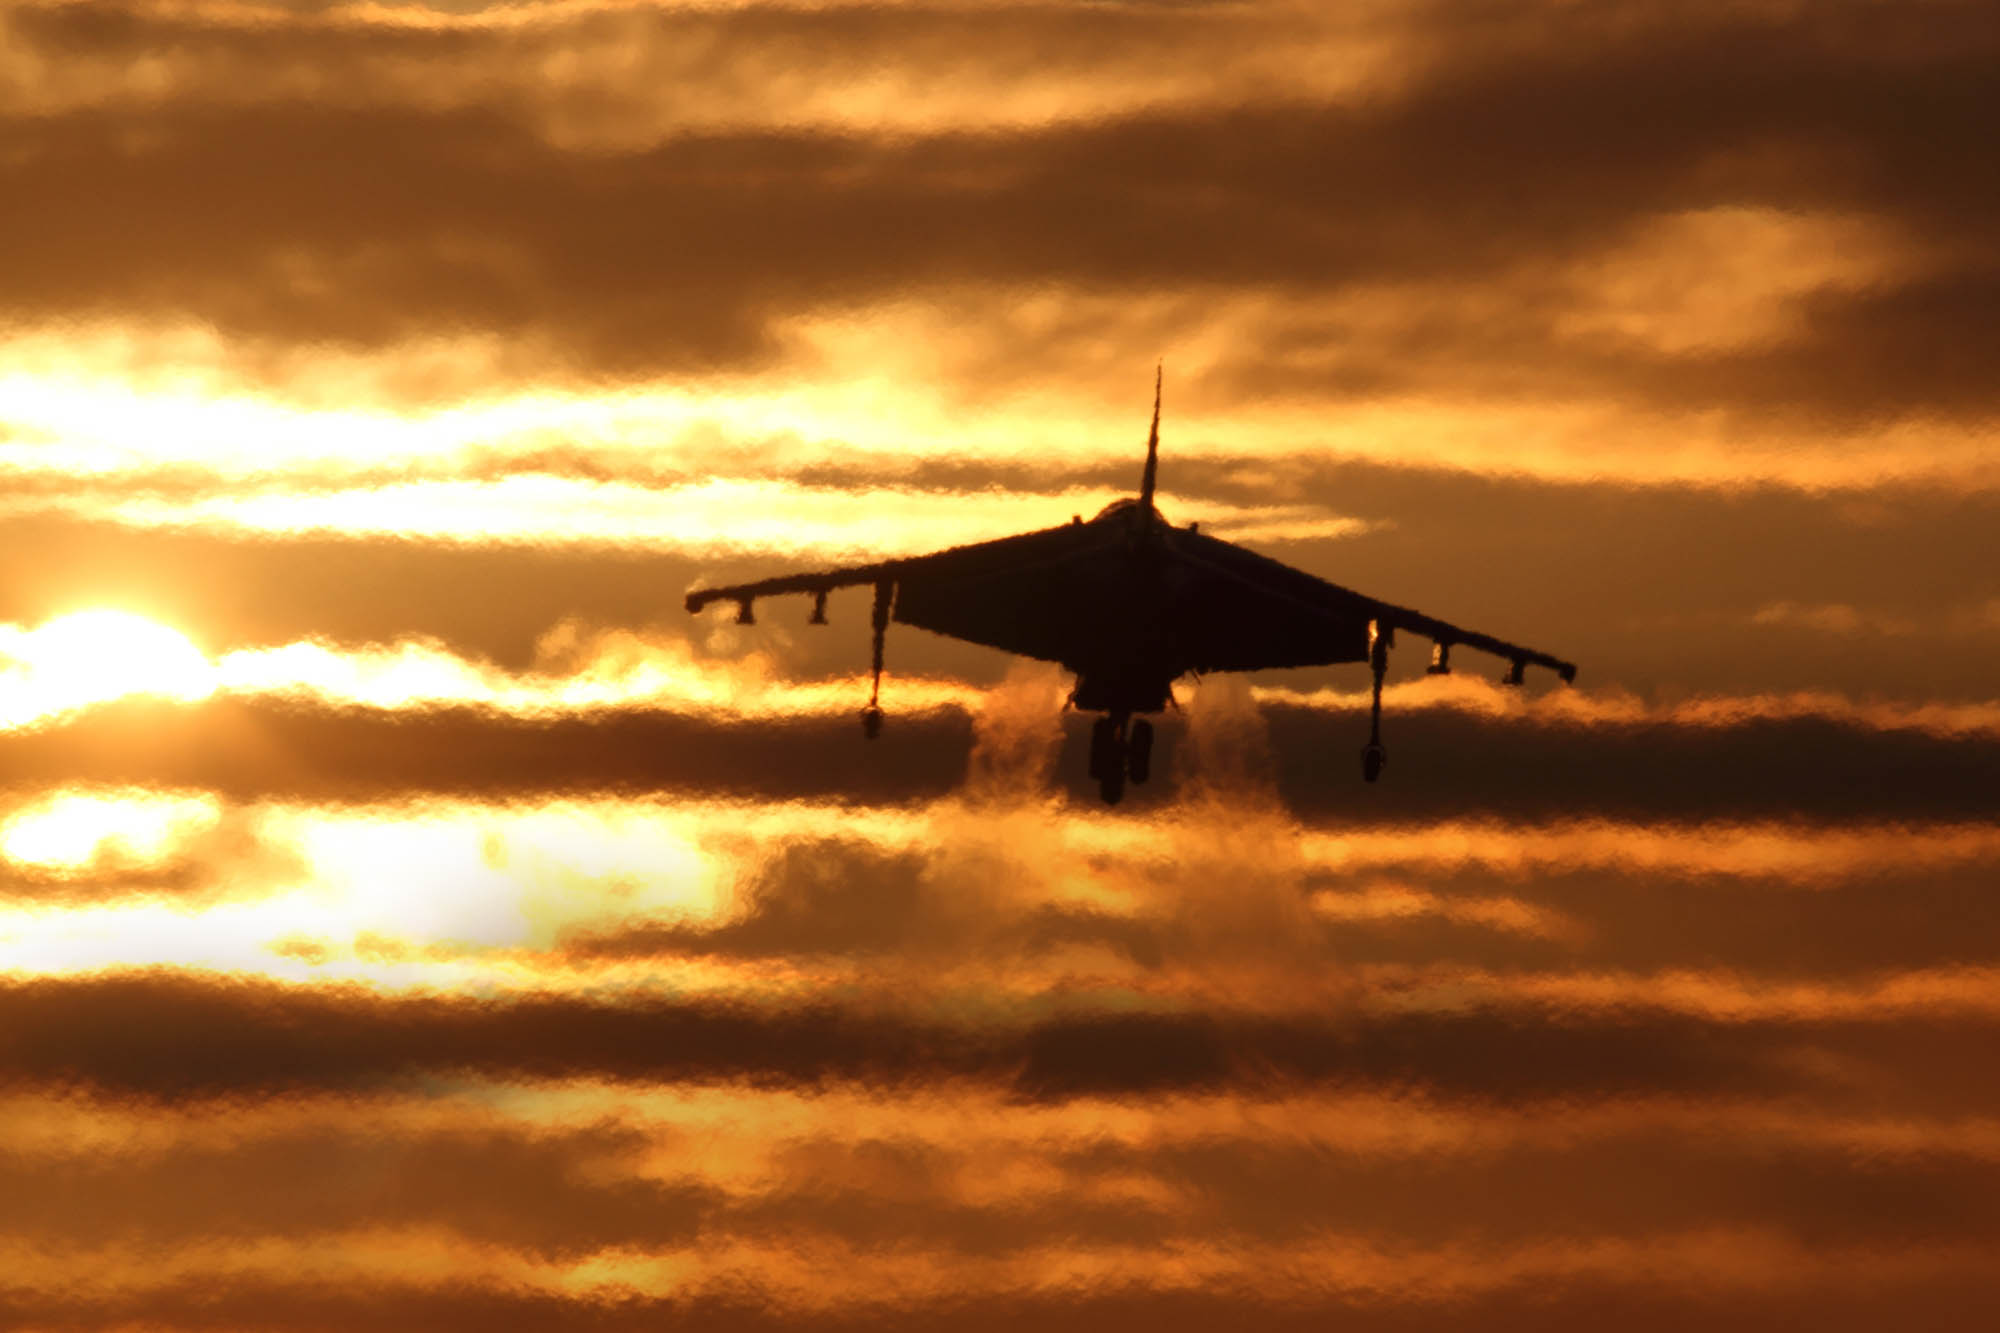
[5, 1, 1998, 1328]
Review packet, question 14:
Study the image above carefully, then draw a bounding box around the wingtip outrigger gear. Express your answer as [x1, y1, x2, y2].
[862, 577, 893, 738]
[1362, 618, 1390, 783]
[1359, 618, 1579, 781]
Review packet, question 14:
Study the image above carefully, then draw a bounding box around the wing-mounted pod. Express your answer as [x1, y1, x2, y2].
[1378, 610, 1576, 690]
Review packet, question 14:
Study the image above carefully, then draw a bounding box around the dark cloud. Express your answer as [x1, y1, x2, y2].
[9, 1284, 2000, 1333]
[15, 1093, 2000, 1264]
[4, 2, 1997, 415]
[8, 971, 1998, 1112]
[562, 814, 2000, 980]
[0, 971, 988, 1097]
[0, 514, 709, 670]
[4, 690, 1995, 821]
[0, 1119, 713, 1254]
[1043, 1134, 2000, 1249]
[1258, 703, 2000, 823]
[1016, 1008, 2000, 1110]
[7, 0, 1307, 120]
[0, 697, 974, 803]
[1314, 862, 2000, 978]
[1637, 268, 2000, 423]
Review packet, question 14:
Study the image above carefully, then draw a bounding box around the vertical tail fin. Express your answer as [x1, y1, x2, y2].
[1138, 363, 1162, 511]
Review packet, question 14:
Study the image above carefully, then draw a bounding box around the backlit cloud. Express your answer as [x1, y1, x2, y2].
[6, 0, 1999, 1327]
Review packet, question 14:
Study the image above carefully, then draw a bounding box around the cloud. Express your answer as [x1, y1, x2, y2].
[1, 0, 1413, 141]
[7, 450, 1999, 711]
[8, 4, 2000, 1325]
[7, 1271, 2000, 1333]
[2, 0, 1997, 428]
[0, 786, 309, 907]
[15, 1043, 2000, 1327]
[8, 957, 2000, 1108]
[0, 474, 1375, 557]
[13, 773, 2000, 995]
[0, 1113, 711, 1254]
[2, 668, 1999, 824]
[1750, 601, 1918, 636]
[0, 608, 978, 732]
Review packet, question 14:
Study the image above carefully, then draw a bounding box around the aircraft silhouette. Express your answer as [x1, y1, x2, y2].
[687, 373, 1576, 804]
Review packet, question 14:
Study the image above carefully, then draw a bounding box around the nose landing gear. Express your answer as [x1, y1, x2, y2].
[1088, 713, 1157, 804]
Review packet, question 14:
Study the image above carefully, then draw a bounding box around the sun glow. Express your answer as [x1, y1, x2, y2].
[0, 609, 984, 731]
[0, 788, 222, 874]
[0, 610, 214, 725]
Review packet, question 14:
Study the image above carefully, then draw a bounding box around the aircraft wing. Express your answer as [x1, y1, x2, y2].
[686, 520, 1574, 684]
[1165, 527, 1577, 683]
[683, 520, 1127, 664]
[683, 559, 900, 616]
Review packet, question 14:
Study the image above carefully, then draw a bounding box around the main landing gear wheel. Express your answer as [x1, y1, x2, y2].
[1361, 741, 1386, 783]
[1088, 717, 1119, 782]
[1128, 720, 1160, 784]
[1128, 719, 1154, 785]
[1087, 715, 1156, 804]
[1093, 715, 1127, 805]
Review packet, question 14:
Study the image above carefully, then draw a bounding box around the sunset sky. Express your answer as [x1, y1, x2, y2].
[4, 0, 2000, 1327]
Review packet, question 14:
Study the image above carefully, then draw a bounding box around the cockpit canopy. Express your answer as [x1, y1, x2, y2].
[1093, 497, 1167, 523]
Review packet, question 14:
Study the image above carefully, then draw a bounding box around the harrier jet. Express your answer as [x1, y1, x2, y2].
[686, 374, 1576, 804]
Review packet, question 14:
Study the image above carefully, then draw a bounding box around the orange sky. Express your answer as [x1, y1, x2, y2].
[3, 0, 1998, 1328]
